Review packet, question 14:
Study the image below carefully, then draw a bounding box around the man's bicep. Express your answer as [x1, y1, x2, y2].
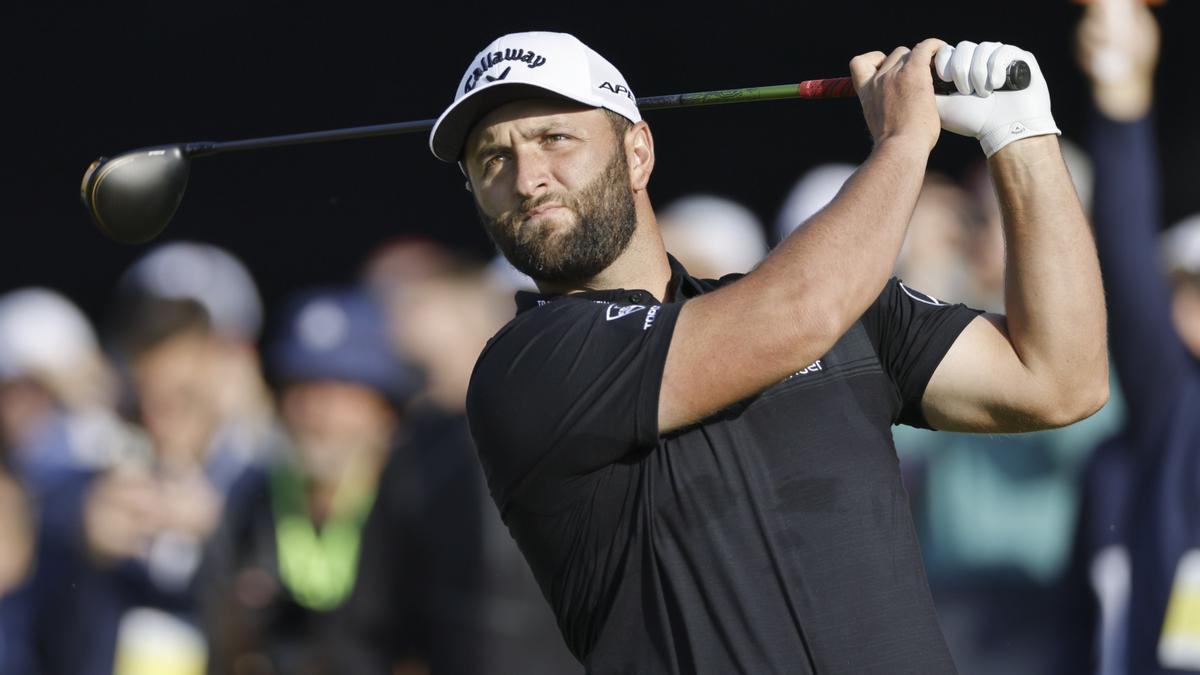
[658, 299, 738, 433]
[658, 288, 825, 433]
[921, 313, 1073, 432]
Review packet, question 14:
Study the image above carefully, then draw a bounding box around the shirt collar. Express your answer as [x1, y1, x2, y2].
[514, 254, 697, 314]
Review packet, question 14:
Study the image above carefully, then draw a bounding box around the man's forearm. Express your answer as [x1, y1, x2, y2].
[659, 41, 945, 431]
[660, 137, 930, 431]
[990, 135, 1108, 406]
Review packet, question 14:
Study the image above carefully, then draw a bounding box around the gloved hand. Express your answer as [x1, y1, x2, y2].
[934, 41, 1060, 157]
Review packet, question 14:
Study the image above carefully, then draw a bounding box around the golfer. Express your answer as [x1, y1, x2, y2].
[429, 31, 1107, 674]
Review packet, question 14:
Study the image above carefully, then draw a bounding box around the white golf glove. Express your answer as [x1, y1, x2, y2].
[934, 41, 1060, 157]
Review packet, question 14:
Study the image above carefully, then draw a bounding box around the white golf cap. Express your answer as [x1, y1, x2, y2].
[119, 241, 264, 341]
[0, 288, 99, 381]
[430, 31, 641, 163]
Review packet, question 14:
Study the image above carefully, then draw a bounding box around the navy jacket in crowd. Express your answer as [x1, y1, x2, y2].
[1063, 106, 1200, 674]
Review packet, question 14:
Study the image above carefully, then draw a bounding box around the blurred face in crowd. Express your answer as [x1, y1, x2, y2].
[965, 170, 1008, 312]
[132, 328, 221, 468]
[0, 467, 32, 593]
[1171, 276, 1200, 358]
[464, 100, 637, 284]
[0, 378, 56, 455]
[896, 179, 976, 303]
[389, 273, 508, 410]
[280, 381, 395, 485]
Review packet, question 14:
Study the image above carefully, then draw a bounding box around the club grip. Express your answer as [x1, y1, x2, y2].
[933, 60, 1030, 95]
[796, 60, 1031, 99]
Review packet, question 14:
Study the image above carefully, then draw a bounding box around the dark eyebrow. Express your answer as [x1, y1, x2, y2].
[470, 142, 509, 163]
[529, 120, 580, 136]
[468, 119, 582, 162]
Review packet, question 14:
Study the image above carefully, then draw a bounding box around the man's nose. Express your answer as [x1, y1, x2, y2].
[513, 150, 551, 199]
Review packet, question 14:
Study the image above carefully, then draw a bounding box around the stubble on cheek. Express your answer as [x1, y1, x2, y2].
[475, 195, 576, 257]
[472, 143, 635, 284]
[515, 207, 578, 250]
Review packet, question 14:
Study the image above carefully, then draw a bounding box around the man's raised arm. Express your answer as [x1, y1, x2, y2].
[659, 38, 947, 432]
[920, 42, 1108, 432]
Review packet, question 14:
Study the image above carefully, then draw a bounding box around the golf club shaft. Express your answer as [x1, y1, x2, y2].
[181, 62, 1028, 158]
[181, 82, 842, 159]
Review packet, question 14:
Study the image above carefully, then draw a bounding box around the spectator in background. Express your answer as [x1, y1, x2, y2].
[485, 253, 538, 296]
[30, 242, 276, 675]
[116, 242, 280, 475]
[200, 287, 430, 675]
[363, 239, 582, 675]
[30, 296, 221, 675]
[0, 291, 47, 675]
[0, 287, 147, 675]
[1060, 1, 1200, 672]
[1160, 216, 1200, 357]
[657, 195, 767, 279]
[772, 162, 856, 245]
[0, 445, 33, 675]
[0, 288, 134, 476]
[893, 174, 976, 303]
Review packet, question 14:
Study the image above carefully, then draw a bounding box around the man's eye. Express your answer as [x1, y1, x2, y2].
[545, 133, 570, 143]
[483, 154, 507, 170]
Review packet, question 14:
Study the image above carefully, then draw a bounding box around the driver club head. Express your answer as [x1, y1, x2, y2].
[81, 145, 190, 244]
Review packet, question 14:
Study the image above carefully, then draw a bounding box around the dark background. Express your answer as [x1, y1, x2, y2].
[5, 0, 1199, 326]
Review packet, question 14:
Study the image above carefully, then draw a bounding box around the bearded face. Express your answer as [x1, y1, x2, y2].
[477, 142, 637, 285]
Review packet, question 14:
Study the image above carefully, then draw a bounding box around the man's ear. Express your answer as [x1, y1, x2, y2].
[458, 160, 474, 193]
[625, 122, 655, 192]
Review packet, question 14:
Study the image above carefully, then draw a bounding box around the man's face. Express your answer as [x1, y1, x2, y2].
[132, 329, 220, 466]
[464, 100, 636, 285]
[280, 380, 395, 484]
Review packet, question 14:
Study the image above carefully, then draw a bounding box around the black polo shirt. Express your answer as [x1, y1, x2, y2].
[466, 257, 978, 674]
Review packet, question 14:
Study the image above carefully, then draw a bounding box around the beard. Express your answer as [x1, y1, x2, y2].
[478, 146, 637, 285]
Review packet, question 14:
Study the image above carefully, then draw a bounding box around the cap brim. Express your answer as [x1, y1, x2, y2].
[429, 83, 598, 163]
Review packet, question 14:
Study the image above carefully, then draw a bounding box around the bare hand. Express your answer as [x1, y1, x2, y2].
[1076, 0, 1159, 119]
[156, 469, 221, 539]
[83, 469, 163, 563]
[850, 38, 947, 151]
[0, 473, 33, 593]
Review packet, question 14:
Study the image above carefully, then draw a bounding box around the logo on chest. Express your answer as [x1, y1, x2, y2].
[783, 359, 824, 382]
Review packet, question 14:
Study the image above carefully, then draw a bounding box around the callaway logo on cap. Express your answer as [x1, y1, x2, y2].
[429, 31, 641, 162]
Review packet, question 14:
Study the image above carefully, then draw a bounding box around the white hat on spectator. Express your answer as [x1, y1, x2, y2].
[1162, 213, 1200, 277]
[659, 194, 767, 278]
[0, 288, 98, 382]
[0, 288, 116, 410]
[120, 242, 263, 341]
[486, 253, 538, 293]
[774, 163, 857, 244]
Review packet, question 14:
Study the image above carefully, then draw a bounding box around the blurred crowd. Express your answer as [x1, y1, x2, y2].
[0, 1, 1196, 674]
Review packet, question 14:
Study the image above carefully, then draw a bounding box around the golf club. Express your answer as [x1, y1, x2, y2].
[82, 62, 1029, 244]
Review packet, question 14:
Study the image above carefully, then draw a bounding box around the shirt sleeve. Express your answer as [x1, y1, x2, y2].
[862, 278, 981, 429]
[466, 297, 682, 510]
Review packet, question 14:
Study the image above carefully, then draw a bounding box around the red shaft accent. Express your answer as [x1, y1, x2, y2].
[796, 77, 858, 99]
